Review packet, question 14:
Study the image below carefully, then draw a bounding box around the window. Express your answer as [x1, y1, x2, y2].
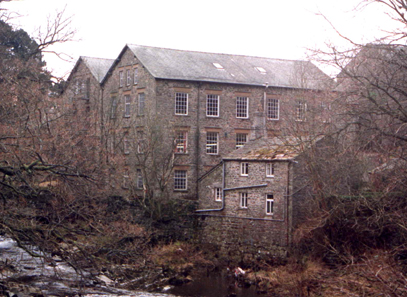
[137, 131, 145, 154]
[175, 92, 188, 115]
[126, 69, 131, 86]
[266, 194, 274, 215]
[206, 94, 219, 117]
[296, 101, 306, 121]
[206, 132, 219, 154]
[123, 171, 129, 189]
[74, 80, 80, 95]
[119, 71, 124, 87]
[124, 95, 131, 117]
[267, 98, 279, 120]
[240, 192, 248, 208]
[236, 97, 249, 118]
[266, 163, 274, 177]
[136, 169, 143, 189]
[175, 131, 187, 153]
[138, 93, 145, 116]
[123, 136, 130, 154]
[236, 133, 247, 149]
[213, 63, 224, 70]
[321, 102, 331, 123]
[215, 188, 222, 202]
[134, 68, 138, 85]
[240, 162, 249, 176]
[255, 66, 267, 74]
[110, 97, 118, 119]
[174, 170, 187, 190]
[79, 81, 86, 95]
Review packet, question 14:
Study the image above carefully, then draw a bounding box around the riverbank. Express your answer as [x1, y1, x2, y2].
[2, 233, 407, 297]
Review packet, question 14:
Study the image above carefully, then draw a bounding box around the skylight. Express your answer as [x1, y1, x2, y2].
[255, 67, 267, 74]
[213, 63, 224, 70]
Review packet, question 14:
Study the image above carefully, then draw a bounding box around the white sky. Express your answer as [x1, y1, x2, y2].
[1, 0, 400, 78]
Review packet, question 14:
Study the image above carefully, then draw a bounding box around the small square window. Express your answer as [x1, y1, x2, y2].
[255, 66, 267, 74]
[240, 192, 248, 208]
[213, 63, 224, 70]
[240, 162, 249, 176]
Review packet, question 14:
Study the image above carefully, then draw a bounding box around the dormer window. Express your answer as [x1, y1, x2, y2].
[255, 67, 267, 74]
[213, 63, 224, 70]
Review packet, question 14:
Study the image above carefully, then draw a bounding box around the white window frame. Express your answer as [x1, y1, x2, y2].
[122, 171, 129, 189]
[119, 71, 124, 88]
[174, 170, 187, 191]
[126, 69, 131, 86]
[134, 68, 138, 85]
[206, 94, 219, 117]
[175, 131, 188, 154]
[266, 194, 274, 215]
[240, 162, 249, 176]
[236, 97, 249, 119]
[124, 95, 131, 117]
[296, 101, 307, 121]
[175, 92, 188, 115]
[136, 169, 143, 189]
[215, 188, 222, 202]
[267, 98, 279, 120]
[266, 163, 274, 177]
[240, 192, 248, 208]
[138, 93, 145, 116]
[235, 133, 248, 149]
[206, 132, 219, 155]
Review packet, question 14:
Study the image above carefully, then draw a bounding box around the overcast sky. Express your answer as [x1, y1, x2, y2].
[1, 0, 399, 78]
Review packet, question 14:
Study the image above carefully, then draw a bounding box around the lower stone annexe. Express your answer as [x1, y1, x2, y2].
[198, 215, 289, 255]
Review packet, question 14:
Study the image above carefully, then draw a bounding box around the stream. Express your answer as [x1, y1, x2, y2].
[0, 235, 175, 297]
[0, 236, 262, 297]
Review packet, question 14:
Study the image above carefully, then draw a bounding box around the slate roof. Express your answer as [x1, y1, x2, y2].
[126, 45, 331, 90]
[80, 56, 115, 83]
[223, 136, 322, 161]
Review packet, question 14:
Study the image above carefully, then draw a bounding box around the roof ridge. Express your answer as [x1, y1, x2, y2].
[126, 44, 309, 63]
[80, 56, 115, 61]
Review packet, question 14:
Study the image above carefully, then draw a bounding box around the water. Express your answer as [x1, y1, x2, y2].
[0, 236, 262, 297]
[0, 235, 175, 296]
[169, 271, 261, 297]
